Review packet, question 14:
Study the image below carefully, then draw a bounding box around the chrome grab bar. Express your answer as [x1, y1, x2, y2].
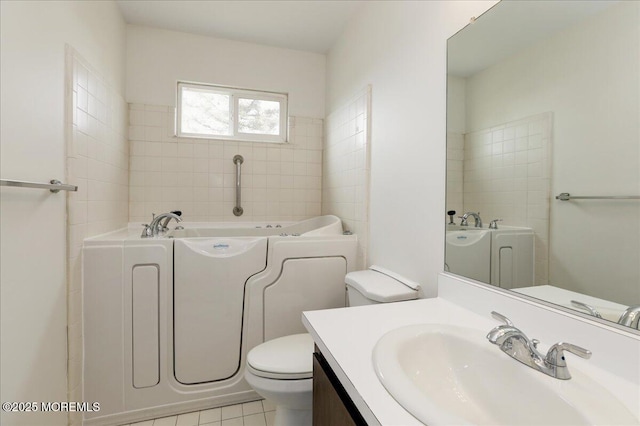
[233, 155, 244, 216]
[556, 193, 640, 201]
[0, 179, 77, 193]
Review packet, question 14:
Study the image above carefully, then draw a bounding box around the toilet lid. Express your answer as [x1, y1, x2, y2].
[247, 334, 314, 379]
[345, 269, 418, 303]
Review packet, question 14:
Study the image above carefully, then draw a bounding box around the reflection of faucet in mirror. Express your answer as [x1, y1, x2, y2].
[487, 311, 592, 380]
[569, 301, 639, 329]
[618, 306, 640, 330]
[570, 300, 603, 319]
[459, 212, 482, 228]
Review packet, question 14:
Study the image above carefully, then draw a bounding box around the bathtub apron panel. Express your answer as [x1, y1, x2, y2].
[174, 237, 268, 384]
[132, 265, 160, 388]
[263, 257, 347, 341]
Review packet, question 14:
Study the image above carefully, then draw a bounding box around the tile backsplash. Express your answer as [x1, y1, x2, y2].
[128, 104, 323, 223]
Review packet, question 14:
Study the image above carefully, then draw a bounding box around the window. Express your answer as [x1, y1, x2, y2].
[177, 82, 288, 143]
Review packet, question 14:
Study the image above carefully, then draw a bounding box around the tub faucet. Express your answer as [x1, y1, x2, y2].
[487, 311, 591, 380]
[460, 212, 483, 228]
[618, 305, 640, 329]
[141, 212, 182, 238]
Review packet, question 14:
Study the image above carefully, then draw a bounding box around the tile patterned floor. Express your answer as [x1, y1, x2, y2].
[122, 399, 276, 426]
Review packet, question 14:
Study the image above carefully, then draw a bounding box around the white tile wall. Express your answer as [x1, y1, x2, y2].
[65, 49, 129, 425]
[323, 87, 371, 269]
[463, 112, 552, 285]
[128, 104, 323, 223]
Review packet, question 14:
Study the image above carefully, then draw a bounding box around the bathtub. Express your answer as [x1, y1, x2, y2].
[167, 214, 344, 238]
[82, 215, 356, 425]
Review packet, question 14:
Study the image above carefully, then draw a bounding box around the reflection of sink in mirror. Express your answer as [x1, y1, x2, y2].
[514, 285, 628, 323]
[373, 324, 639, 426]
[446, 226, 534, 289]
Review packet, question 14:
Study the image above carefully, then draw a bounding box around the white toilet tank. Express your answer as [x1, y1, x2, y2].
[345, 265, 420, 306]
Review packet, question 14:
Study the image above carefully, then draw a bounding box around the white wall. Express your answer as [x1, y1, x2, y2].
[326, 1, 498, 297]
[0, 2, 126, 425]
[126, 25, 326, 118]
[464, 1, 639, 305]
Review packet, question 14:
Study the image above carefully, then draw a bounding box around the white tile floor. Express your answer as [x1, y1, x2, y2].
[122, 399, 276, 426]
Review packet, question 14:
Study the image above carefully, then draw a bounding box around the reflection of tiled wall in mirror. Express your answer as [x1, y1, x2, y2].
[462, 112, 552, 286]
[446, 132, 464, 217]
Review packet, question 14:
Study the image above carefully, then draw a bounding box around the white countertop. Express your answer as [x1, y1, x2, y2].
[302, 298, 499, 425]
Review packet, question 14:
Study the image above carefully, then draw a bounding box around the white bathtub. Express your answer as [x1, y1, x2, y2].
[82, 215, 356, 425]
[167, 215, 345, 238]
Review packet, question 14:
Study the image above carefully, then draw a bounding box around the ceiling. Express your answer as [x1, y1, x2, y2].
[116, 0, 362, 54]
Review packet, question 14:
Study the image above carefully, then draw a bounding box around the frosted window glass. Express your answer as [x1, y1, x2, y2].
[177, 82, 287, 142]
[181, 88, 231, 136]
[238, 98, 280, 135]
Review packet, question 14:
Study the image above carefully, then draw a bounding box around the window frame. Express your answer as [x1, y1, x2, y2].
[176, 81, 289, 143]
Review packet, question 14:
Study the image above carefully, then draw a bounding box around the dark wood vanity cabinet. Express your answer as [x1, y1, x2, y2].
[313, 346, 367, 426]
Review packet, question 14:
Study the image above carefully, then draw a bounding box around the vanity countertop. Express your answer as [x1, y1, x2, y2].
[302, 298, 498, 425]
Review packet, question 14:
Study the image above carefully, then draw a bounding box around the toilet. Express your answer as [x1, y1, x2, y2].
[244, 265, 419, 426]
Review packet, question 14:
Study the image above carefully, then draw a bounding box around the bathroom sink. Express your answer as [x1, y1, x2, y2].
[372, 324, 638, 426]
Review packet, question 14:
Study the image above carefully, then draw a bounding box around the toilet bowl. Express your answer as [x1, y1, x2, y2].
[244, 334, 314, 426]
[244, 266, 420, 426]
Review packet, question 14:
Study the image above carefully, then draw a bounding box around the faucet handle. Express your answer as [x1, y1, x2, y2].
[141, 223, 152, 238]
[546, 342, 592, 367]
[491, 311, 514, 326]
[489, 219, 503, 229]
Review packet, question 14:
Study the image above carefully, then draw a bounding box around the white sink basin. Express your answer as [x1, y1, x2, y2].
[372, 324, 638, 425]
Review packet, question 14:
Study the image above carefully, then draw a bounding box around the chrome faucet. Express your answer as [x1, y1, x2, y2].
[141, 212, 182, 238]
[487, 311, 591, 380]
[460, 212, 483, 227]
[618, 306, 640, 329]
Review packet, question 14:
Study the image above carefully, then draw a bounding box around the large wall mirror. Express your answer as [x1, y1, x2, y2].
[446, 0, 639, 331]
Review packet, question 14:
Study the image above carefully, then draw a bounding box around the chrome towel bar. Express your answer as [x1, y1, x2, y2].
[233, 155, 244, 216]
[556, 193, 640, 201]
[0, 179, 77, 193]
